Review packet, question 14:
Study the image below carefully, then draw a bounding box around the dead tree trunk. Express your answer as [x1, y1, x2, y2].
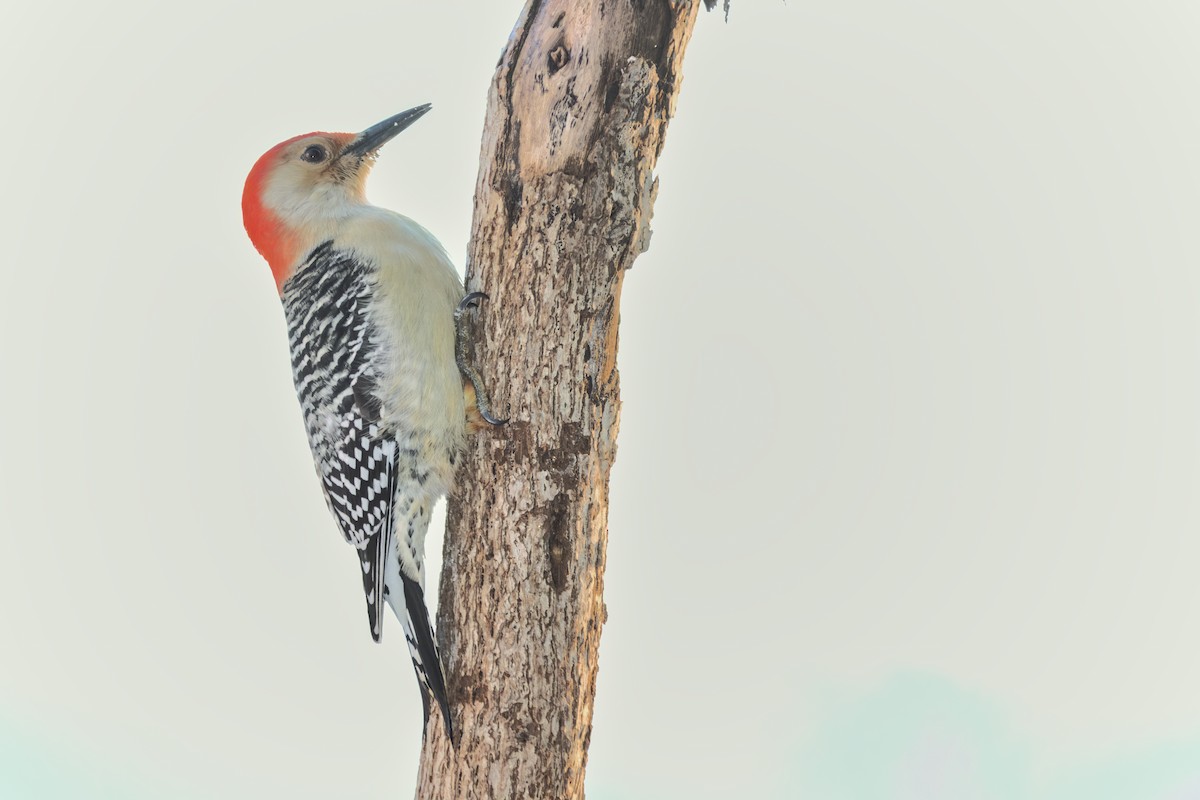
[417, 2, 706, 797]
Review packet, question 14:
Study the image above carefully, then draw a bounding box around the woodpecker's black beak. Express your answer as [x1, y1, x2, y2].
[341, 104, 432, 159]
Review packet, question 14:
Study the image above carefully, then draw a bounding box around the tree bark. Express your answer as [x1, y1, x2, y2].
[417, 2, 704, 797]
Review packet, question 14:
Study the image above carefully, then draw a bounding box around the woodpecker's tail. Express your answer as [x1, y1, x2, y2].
[383, 540, 453, 741]
[398, 571, 453, 740]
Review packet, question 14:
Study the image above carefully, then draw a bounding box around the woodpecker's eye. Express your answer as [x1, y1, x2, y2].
[300, 144, 328, 164]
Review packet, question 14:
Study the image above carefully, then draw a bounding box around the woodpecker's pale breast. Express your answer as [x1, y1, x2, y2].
[334, 208, 467, 495]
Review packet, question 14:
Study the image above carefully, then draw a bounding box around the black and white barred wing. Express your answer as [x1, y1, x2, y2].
[283, 242, 394, 642]
[321, 416, 396, 642]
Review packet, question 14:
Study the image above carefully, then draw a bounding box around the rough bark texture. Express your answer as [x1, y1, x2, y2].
[416, 2, 703, 797]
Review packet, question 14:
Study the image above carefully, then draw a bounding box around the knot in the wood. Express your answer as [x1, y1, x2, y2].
[547, 43, 570, 74]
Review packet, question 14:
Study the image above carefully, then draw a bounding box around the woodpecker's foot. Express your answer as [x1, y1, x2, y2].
[455, 292, 508, 428]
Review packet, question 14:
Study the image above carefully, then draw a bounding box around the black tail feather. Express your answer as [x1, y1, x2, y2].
[400, 572, 454, 741]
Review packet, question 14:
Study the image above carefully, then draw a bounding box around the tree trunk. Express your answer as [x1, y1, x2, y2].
[416, 2, 704, 797]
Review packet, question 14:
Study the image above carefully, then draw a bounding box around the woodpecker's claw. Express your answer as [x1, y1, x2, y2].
[455, 291, 487, 318]
[475, 402, 509, 427]
[455, 292, 508, 427]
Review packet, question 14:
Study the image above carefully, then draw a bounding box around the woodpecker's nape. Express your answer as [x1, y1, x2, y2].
[242, 104, 504, 745]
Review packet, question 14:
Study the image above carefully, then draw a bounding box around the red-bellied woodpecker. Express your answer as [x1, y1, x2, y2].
[241, 105, 503, 741]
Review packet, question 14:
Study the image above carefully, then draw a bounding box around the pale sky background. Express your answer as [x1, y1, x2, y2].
[2, 1, 1200, 798]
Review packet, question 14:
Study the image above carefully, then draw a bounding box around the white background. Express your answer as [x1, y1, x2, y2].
[2, 2, 1200, 798]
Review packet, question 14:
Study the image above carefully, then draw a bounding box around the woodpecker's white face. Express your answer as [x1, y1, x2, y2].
[261, 134, 369, 220]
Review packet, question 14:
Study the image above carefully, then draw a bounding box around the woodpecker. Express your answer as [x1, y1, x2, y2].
[241, 105, 502, 740]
